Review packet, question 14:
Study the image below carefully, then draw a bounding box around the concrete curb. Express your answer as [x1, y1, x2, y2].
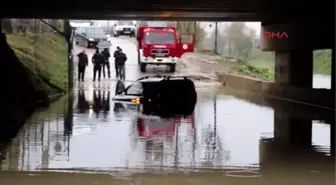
[184, 52, 335, 109]
[49, 93, 65, 102]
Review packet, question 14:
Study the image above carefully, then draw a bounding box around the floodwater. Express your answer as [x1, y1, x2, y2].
[0, 37, 334, 185]
[313, 74, 331, 89]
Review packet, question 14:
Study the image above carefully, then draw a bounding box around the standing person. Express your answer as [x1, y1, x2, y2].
[113, 46, 122, 78]
[77, 50, 88, 82]
[101, 48, 111, 78]
[91, 48, 104, 82]
[115, 49, 127, 80]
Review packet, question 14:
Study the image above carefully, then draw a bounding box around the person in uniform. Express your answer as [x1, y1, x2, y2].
[77, 50, 88, 82]
[91, 48, 105, 82]
[101, 48, 111, 78]
[113, 46, 122, 78]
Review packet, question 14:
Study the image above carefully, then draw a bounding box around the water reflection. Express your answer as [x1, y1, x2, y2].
[0, 88, 334, 174]
[77, 90, 89, 114]
[92, 90, 110, 118]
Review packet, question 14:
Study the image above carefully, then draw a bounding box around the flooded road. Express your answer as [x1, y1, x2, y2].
[0, 37, 334, 185]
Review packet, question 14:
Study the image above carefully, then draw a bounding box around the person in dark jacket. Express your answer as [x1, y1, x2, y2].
[101, 48, 111, 78]
[77, 50, 88, 82]
[91, 48, 105, 82]
[113, 46, 122, 78]
[114, 47, 127, 80]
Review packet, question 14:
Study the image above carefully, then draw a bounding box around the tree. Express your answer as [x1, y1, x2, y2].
[50, 19, 59, 31]
[211, 22, 255, 60]
[177, 21, 205, 47]
[2, 19, 13, 33]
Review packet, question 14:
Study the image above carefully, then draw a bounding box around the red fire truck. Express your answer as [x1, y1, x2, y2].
[136, 23, 195, 73]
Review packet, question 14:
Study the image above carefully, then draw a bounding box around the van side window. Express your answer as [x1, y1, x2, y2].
[126, 82, 143, 95]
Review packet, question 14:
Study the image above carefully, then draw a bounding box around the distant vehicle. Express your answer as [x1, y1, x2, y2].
[113, 21, 136, 37]
[113, 75, 197, 117]
[75, 27, 109, 48]
[136, 25, 195, 73]
[70, 22, 91, 28]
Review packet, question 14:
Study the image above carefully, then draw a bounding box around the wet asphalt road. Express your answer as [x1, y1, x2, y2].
[0, 36, 334, 185]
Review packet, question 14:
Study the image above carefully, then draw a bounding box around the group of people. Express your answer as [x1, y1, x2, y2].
[77, 46, 128, 82]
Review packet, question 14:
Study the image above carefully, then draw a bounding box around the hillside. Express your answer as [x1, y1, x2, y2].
[6, 31, 68, 95]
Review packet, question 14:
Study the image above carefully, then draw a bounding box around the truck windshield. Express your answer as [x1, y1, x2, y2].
[145, 32, 175, 44]
[117, 21, 133, 26]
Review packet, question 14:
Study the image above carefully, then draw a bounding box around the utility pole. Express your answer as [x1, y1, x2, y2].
[177, 21, 181, 42]
[194, 21, 197, 44]
[194, 21, 196, 32]
[214, 21, 218, 54]
[176, 21, 179, 32]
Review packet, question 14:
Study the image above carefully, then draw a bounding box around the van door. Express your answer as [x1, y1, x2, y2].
[176, 33, 195, 57]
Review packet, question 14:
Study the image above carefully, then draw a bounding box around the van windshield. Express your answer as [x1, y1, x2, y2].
[85, 28, 105, 36]
[144, 32, 175, 44]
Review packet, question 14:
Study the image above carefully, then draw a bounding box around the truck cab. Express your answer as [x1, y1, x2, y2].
[136, 26, 195, 73]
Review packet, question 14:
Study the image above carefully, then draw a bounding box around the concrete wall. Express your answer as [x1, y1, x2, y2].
[0, 33, 50, 142]
[217, 72, 335, 109]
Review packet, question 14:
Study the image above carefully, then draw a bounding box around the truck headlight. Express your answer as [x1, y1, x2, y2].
[116, 27, 122, 31]
[88, 38, 94, 41]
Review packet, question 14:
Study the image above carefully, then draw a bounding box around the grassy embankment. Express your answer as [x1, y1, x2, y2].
[197, 48, 332, 82]
[6, 31, 68, 97]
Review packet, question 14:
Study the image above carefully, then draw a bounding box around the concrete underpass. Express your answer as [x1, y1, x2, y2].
[0, 1, 335, 184]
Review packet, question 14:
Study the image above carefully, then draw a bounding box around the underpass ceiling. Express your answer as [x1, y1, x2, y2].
[0, 0, 334, 22]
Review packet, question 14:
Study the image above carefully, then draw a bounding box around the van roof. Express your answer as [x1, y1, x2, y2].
[136, 75, 191, 82]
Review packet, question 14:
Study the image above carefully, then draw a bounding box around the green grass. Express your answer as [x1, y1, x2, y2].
[247, 48, 332, 75]
[196, 48, 275, 81]
[313, 49, 332, 75]
[237, 64, 274, 81]
[6, 31, 68, 92]
[246, 48, 274, 70]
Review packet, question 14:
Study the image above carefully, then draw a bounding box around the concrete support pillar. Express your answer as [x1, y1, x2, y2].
[259, 138, 279, 165]
[330, 48, 336, 157]
[274, 112, 312, 148]
[330, 122, 335, 157]
[64, 19, 73, 92]
[331, 48, 335, 91]
[274, 50, 313, 88]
